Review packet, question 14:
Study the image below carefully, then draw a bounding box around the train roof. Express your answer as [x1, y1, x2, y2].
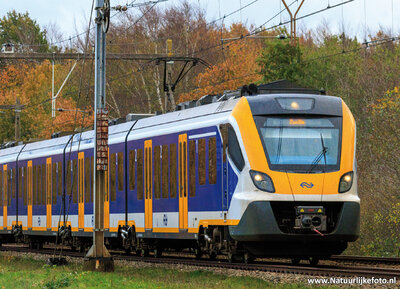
[0, 80, 343, 163]
[0, 97, 239, 163]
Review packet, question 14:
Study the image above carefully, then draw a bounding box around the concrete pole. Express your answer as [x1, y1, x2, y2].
[84, 0, 114, 272]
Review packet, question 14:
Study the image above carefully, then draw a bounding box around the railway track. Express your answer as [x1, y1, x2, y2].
[1, 245, 399, 279]
[331, 255, 400, 265]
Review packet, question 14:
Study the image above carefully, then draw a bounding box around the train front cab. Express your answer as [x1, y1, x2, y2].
[227, 95, 360, 258]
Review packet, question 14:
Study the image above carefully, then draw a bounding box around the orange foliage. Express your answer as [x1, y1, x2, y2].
[0, 61, 92, 141]
[179, 23, 264, 102]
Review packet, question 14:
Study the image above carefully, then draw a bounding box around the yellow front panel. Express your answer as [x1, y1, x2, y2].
[287, 173, 324, 195]
[46, 158, 52, 229]
[3, 165, 7, 229]
[323, 101, 355, 195]
[231, 98, 293, 195]
[232, 97, 356, 196]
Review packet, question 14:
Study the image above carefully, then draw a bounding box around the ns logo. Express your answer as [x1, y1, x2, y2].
[300, 182, 314, 188]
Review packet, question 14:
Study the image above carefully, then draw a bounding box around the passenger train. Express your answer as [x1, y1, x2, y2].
[0, 81, 360, 264]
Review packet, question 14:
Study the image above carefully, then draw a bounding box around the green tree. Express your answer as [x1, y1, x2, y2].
[0, 10, 49, 52]
[257, 39, 303, 83]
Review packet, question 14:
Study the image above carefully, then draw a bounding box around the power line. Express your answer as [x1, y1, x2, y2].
[186, 36, 400, 95]
[192, 0, 354, 58]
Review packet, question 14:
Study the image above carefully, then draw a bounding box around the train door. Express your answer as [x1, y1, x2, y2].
[144, 140, 152, 230]
[78, 153, 84, 230]
[46, 158, 52, 230]
[220, 125, 229, 212]
[178, 134, 188, 230]
[3, 165, 7, 230]
[27, 161, 32, 229]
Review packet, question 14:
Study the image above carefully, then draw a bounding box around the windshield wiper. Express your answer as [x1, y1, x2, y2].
[306, 133, 328, 173]
[275, 119, 283, 164]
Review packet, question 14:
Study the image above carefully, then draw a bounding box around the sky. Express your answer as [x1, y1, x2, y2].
[0, 0, 398, 44]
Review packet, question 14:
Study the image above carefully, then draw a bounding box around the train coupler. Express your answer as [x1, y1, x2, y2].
[294, 206, 327, 232]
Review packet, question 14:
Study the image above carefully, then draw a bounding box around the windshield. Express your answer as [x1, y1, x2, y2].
[255, 116, 342, 172]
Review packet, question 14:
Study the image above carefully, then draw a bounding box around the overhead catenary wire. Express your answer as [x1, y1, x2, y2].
[191, 0, 354, 58]
[187, 35, 400, 94]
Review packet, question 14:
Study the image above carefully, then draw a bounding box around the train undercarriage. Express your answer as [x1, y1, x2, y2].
[1, 223, 348, 266]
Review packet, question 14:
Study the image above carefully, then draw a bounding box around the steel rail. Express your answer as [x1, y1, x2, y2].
[1, 245, 399, 279]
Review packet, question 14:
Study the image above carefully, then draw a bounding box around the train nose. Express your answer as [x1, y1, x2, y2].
[286, 174, 324, 201]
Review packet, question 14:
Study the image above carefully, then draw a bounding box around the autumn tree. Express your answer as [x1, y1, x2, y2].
[0, 10, 49, 52]
[179, 23, 267, 101]
[0, 61, 91, 142]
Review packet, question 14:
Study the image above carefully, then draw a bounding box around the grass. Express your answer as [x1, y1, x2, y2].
[0, 254, 329, 289]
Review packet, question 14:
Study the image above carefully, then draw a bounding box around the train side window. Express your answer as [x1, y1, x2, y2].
[110, 153, 116, 202]
[6, 169, 11, 206]
[137, 149, 143, 200]
[85, 157, 91, 203]
[33, 166, 37, 205]
[23, 167, 27, 206]
[129, 150, 135, 191]
[66, 161, 71, 201]
[52, 163, 57, 204]
[169, 143, 177, 199]
[154, 145, 161, 199]
[198, 138, 206, 185]
[42, 164, 46, 205]
[208, 137, 217, 185]
[162, 145, 168, 199]
[0, 171, 2, 205]
[12, 168, 15, 200]
[47, 162, 51, 205]
[90, 157, 94, 202]
[189, 140, 196, 197]
[228, 125, 245, 171]
[117, 152, 124, 192]
[72, 159, 78, 204]
[18, 167, 22, 199]
[58, 162, 62, 196]
[219, 124, 228, 163]
[37, 166, 42, 205]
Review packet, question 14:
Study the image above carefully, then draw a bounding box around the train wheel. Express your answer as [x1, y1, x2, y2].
[140, 249, 149, 257]
[291, 258, 300, 265]
[153, 248, 162, 258]
[209, 251, 217, 260]
[227, 253, 236, 263]
[243, 253, 254, 264]
[194, 248, 202, 260]
[309, 257, 319, 266]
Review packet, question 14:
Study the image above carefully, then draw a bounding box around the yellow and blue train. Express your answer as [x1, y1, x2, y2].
[0, 82, 360, 263]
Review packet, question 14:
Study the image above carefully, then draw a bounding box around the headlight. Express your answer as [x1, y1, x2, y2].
[339, 171, 354, 193]
[249, 170, 275, 193]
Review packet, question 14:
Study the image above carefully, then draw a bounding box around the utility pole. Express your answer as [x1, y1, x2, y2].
[281, 0, 305, 45]
[164, 39, 176, 111]
[84, 0, 114, 272]
[0, 97, 25, 143]
[15, 97, 21, 142]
